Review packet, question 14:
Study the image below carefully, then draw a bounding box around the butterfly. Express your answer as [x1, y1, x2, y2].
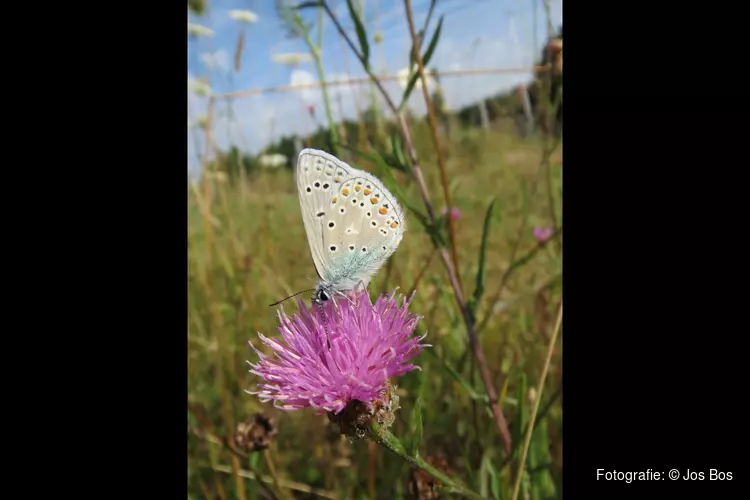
[292, 148, 407, 309]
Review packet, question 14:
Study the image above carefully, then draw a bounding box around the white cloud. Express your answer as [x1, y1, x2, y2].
[187, 10, 548, 173]
[188, 47, 532, 173]
[290, 69, 317, 104]
[200, 49, 230, 72]
[428, 36, 533, 111]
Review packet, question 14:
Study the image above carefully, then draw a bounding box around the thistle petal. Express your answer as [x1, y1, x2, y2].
[247, 289, 429, 413]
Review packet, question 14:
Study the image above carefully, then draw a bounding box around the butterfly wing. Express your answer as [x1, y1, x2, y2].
[296, 148, 357, 282]
[321, 173, 407, 291]
[296, 149, 407, 292]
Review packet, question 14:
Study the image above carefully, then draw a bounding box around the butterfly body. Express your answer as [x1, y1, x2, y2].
[295, 148, 406, 307]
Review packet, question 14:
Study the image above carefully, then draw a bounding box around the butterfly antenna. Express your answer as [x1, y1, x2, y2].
[269, 288, 315, 307]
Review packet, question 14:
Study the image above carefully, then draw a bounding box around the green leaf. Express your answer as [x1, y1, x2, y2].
[409, 29, 424, 68]
[408, 398, 423, 458]
[424, 218, 448, 248]
[399, 16, 444, 110]
[511, 374, 528, 467]
[410, 0, 438, 68]
[389, 132, 410, 174]
[479, 450, 502, 500]
[468, 198, 495, 321]
[529, 418, 556, 499]
[367, 422, 486, 500]
[346, 0, 370, 69]
[427, 349, 488, 402]
[188, 0, 207, 16]
[420, 16, 443, 70]
[249, 450, 260, 469]
[294, 1, 322, 9]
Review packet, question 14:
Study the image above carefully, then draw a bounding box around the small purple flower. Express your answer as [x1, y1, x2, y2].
[247, 289, 429, 416]
[440, 206, 461, 221]
[533, 227, 553, 243]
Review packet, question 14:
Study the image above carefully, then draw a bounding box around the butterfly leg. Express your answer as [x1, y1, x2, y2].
[355, 279, 370, 300]
[334, 289, 358, 307]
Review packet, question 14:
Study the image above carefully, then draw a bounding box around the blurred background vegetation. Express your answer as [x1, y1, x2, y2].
[188, 1, 562, 498]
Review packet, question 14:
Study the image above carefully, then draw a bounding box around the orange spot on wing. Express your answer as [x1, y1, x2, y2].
[355, 185, 361, 192]
[335, 177, 341, 182]
[342, 188, 350, 196]
[363, 188, 372, 195]
[370, 197, 379, 204]
[390, 222, 399, 228]
[379, 207, 388, 215]
[332, 197, 338, 203]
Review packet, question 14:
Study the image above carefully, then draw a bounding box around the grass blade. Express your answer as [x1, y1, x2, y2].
[346, 0, 369, 69]
[408, 397, 423, 458]
[468, 198, 495, 321]
[399, 15, 444, 110]
[294, 1, 322, 8]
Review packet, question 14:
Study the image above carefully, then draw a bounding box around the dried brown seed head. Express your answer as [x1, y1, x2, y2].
[234, 413, 278, 453]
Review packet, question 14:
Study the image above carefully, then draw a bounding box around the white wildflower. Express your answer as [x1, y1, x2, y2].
[229, 10, 258, 23]
[188, 77, 212, 97]
[258, 154, 287, 168]
[200, 50, 229, 71]
[396, 65, 438, 92]
[188, 23, 214, 38]
[271, 52, 313, 65]
[188, 115, 208, 129]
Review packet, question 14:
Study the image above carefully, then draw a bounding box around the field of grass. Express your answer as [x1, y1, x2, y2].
[187, 121, 563, 499]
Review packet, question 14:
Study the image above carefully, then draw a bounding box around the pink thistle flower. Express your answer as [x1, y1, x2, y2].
[440, 206, 461, 221]
[533, 226, 553, 243]
[247, 289, 429, 416]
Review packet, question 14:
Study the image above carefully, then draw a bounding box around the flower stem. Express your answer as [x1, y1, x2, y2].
[404, 0, 463, 294]
[263, 449, 290, 500]
[368, 422, 485, 500]
[301, 7, 340, 157]
[509, 303, 563, 500]
[321, 0, 512, 454]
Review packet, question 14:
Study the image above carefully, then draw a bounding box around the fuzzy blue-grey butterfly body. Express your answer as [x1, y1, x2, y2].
[295, 148, 407, 308]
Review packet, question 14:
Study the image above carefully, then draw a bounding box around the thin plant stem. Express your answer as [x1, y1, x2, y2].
[367, 440, 376, 500]
[321, 1, 435, 219]
[477, 226, 562, 334]
[302, 7, 340, 157]
[321, 0, 512, 454]
[476, 140, 560, 335]
[331, 0, 367, 152]
[187, 401, 279, 500]
[408, 247, 436, 296]
[264, 448, 290, 500]
[215, 66, 551, 100]
[404, 0, 463, 294]
[210, 464, 338, 499]
[201, 96, 215, 297]
[510, 303, 563, 500]
[498, 386, 562, 472]
[368, 423, 485, 500]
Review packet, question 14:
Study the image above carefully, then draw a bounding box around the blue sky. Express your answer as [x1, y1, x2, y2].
[187, 0, 562, 176]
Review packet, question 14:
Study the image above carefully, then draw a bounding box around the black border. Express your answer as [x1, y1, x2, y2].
[53, 0, 748, 496]
[49, 4, 186, 495]
[564, 1, 746, 496]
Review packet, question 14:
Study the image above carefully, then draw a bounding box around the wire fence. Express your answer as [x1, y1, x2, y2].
[188, 63, 559, 176]
[213, 65, 552, 100]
